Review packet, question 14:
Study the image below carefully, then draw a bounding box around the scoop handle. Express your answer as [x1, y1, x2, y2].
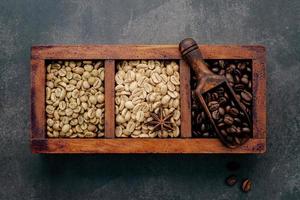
[179, 38, 213, 79]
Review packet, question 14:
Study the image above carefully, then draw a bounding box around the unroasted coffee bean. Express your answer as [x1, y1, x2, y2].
[241, 179, 252, 193]
[225, 175, 238, 186]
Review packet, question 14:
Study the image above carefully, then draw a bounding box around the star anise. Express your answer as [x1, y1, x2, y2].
[146, 106, 174, 132]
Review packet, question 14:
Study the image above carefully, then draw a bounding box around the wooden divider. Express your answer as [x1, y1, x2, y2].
[104, 60, 115, 138]
[179, 60, 192, 138]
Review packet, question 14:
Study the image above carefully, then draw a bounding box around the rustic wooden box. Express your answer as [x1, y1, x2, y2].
[31, 45, 266, 154]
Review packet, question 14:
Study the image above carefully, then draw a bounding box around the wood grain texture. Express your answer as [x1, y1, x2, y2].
[104, 60, 115, 138]
[31, 138, 266, 154]
[31, 45, 265, 60]
[179, 60, 191, 138]
[252, 51, 266, 138]
[31, 59, 45, 139]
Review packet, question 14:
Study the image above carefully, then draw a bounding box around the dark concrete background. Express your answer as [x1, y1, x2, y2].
[0, 0, 299, 199]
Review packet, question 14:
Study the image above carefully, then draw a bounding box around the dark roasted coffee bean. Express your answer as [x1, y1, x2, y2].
[234, 75, 240, 83]
[219, 69, 225, 75]
[212, 110, 220, 120]
[219, 60, 225, 68]
[192, 103, 198, 109]
[240, 102, 246, 109]
[226, 73, 234, 83]
[229, 108, 239, 116]
[224, 115, 234, 125]
[248, 81, 252, 89]
[225, 105, 231, 112]
[237, 63, 246, 70]
[206, 93, 211, 102]
[227, 126, 237, 134]
[217, 118, 223, 123]
[241, 91, 252, 102]
[234, 84, 244, 92]
[218, 122, 225, 127]
[236, 127, 241, 134]
[219, 97, 227, 105]
[201, 124, 206, 131]
[226, 64, 235, 73]
[234, 118, 241, 124]
[230, 100, 236, 107]
[233, 69, 241, 77]
[196, 114, 202, 124]
[226, 161, 240, 171]
[221, 129, 227, 136]
[242, 127, 251, 133]
[226, 135, 233, 142]
[216, 87, 224, 93]
[202, 132, 209, 137]
[225, 175, 238, 186]
[241, 76, 249, 85]
[234, 136, 241, 144]
[219, 107, 225, 115]
[208, 101, 219, 111]
[212, 92, 218, 100]
[224, 92, 229, 99]
[212, 67, 219, 73]
[242, 99, 251, 106]
[241, 179, 252, 193]
[201, 111, 205, 119]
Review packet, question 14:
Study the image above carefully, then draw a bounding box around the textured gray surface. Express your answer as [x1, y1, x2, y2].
[0, 0, 299, 199]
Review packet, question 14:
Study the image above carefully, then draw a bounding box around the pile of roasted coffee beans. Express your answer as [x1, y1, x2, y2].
[191, 60, 252, 138]
[203, 84, 252, 146]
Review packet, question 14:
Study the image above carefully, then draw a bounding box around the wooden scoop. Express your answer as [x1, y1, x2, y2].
[179, 38, 251, 148]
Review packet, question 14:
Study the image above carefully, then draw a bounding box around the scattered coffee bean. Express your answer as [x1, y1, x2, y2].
[241, 179, 252, 193]
[225, 175, 238, 186]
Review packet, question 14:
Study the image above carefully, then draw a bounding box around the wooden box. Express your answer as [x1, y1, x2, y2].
[31, 45, 266, 153]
